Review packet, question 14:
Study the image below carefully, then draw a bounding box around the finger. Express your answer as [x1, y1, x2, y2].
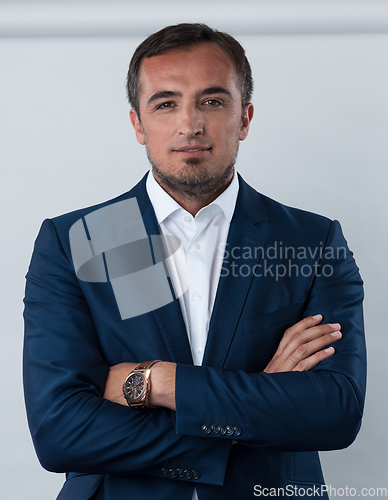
[288, 330, 342, 367]
[263, 317, 342, 374]
[284, 314, 323, 336]
[292, 346, 336, 372]
[270, 329, 341, 373]
[280, 322, 341, 359]
[277, 314, 323, 352]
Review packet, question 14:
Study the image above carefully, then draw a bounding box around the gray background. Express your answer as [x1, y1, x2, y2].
[1, 0, 387, 498]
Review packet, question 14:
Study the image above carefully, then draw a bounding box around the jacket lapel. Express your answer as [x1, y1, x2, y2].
[128, 173, 269, 368]
[131, 175, 193, 365]
[202, 176, 268, 368]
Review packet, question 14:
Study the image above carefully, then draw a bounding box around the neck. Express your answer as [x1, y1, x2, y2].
[152, 170, 234, 217]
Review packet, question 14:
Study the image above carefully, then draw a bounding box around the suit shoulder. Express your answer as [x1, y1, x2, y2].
[51, 191, 128, 230]
[49, 175, 148, 235]
[260, 192, 333, 229]
[238, 175, 332, 231]
[256, 191, 345, 251]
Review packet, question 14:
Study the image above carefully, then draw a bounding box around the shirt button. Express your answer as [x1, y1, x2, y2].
[184, 215, 191, 222]
[195, 347, 202, 354]
[193, 243, 201, 250]
[195, 292, 202, 300]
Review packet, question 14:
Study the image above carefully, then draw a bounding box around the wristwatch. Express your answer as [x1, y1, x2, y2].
[122, 360, 161, 409]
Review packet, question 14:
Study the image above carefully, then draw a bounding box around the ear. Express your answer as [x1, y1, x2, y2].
[239, 103, 254, 141]
[129, 109, 145, 145]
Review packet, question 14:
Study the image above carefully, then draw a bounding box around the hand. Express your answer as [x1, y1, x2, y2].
[264, 314, 342, 374]
[103, 361, 177, 411]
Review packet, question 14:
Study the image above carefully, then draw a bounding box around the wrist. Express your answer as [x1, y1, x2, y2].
[122, 360, 160, 409]
[149, 361, 177, 411]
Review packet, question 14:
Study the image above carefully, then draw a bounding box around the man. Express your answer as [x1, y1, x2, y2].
[23, 23, 366, 500]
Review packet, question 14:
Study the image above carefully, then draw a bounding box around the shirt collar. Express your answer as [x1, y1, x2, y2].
[146, 169, 239, 225]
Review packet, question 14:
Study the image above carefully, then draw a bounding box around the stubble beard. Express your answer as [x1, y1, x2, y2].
[146, 145, 239, 201]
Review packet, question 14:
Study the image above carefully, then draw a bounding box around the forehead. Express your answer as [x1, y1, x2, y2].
[137, 43, 240, 101]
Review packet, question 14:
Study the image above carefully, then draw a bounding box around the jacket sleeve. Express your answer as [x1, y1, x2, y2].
[23, 218, 232, 485]
[175, 220, 366, 451]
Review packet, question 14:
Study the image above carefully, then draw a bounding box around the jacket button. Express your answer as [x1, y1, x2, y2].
[168, 468, 177, 478]
[217, 425, 226, 435]
[233, 426, 242, 436]
[192, 470, 201, 480]
[210, 424, 218, 434]
[184, 469, 193, 479]
[225, 425, 234, 436]
[161, 468, 168, 476]
[201, 424, 211, 435]
[176, 468, 184, 478]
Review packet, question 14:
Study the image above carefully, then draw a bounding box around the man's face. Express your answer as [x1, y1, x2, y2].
[130, 42, 253, 199]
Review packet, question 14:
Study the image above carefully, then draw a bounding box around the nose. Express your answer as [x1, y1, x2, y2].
[178, 104, 203, 136]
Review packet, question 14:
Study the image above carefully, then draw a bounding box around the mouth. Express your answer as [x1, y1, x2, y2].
[174, 145, 211, 157]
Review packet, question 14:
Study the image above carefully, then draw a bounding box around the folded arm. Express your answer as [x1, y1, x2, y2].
[23, 219, 231, 485]
[24, 217, 366, 481]
[174, 220, 366, 451]
[104, 314, 343, 411]
[104, 220, 366, 451]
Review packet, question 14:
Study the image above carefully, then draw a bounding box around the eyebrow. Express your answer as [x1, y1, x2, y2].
[147, 86, 234, 107]
[199, 87, 234, 100]
[147, 91, 182, 106]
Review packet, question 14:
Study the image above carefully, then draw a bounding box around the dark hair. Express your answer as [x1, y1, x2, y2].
[126, 23, 253, 117]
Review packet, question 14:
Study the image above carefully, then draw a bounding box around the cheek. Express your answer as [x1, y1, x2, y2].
[144, 121, 173, 149]
[143, 127, 162, 151]
[216, 123, 241, 151]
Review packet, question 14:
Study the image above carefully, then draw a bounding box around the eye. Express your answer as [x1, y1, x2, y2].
[156, 101, 176, 110]
[203, 99, 223, 107]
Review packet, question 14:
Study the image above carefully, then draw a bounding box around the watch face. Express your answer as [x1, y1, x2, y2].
[124, 373, 146, 402]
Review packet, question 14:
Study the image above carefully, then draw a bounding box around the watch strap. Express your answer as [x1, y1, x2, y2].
[134, 360, 161, 372]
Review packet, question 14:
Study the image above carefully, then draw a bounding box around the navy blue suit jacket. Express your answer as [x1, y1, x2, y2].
[23, 174, 366, 500]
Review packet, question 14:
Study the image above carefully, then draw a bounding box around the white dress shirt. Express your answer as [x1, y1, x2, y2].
[146, 170, 239, 499]
[146, 170, 239, 364]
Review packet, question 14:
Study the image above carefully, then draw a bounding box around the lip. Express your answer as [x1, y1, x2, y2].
[174, 145, 211, 157]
